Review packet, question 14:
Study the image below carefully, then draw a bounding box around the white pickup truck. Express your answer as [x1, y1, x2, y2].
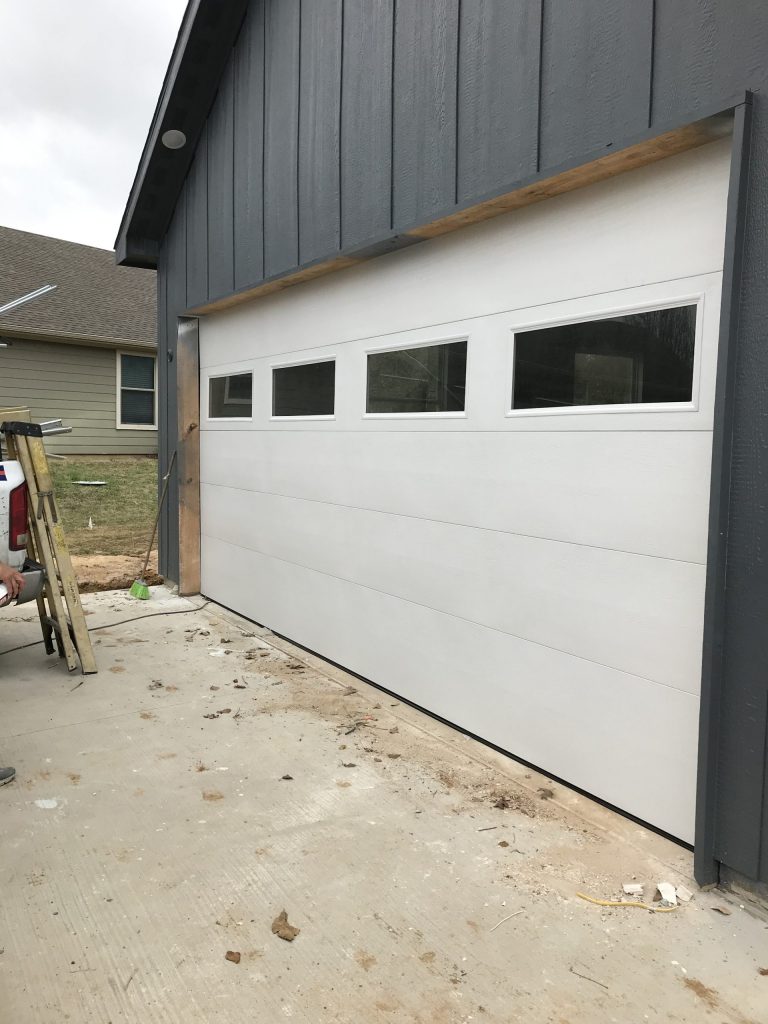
[0, 458, 45, 607]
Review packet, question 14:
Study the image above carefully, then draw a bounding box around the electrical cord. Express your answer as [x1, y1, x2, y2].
[0, 600, 211, 659]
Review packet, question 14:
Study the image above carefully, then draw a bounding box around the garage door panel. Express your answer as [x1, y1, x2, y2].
[202, 483, 706, 692]
[200, 428, 711, 563]
[201, 536, 699, 841]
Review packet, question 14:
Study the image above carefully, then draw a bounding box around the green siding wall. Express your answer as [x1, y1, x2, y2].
[0, 339, 157, 455]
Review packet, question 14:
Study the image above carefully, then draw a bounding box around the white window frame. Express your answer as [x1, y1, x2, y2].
[206, 370, 254, 422]
[362, 334, 470, 420]
[506, 293, 705, 419]
[270, 354, 337, 422]
[116, 350, 157, 430]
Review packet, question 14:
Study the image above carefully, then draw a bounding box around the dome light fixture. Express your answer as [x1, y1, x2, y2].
[161, 129, 187, 150]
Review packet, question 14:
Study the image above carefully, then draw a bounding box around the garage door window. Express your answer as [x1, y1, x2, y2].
[512, 305, 697, 411]
[272, 359, 335, 417]
[367, 339, 467, 414]
[209, 372, 253, 419]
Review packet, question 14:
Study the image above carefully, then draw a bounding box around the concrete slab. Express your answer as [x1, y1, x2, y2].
[1, 588, 766, 1023]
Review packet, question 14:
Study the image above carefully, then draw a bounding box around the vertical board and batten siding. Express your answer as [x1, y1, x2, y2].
[340, 0, 393, 248]
[154, 0, 768, 882]
[206, 61, 235, 299]
[264, 0, 300, 278]
[0, 340, 157, 454]
[299, 0, 342, 264]
[538, 0, 654, 168]
[233, 0, 265, 290]
[392, 0, 459, 225]
[456, 0, 541, 200]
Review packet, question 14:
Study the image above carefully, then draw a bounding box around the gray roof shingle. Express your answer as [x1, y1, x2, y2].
[0, 225, 156, 348]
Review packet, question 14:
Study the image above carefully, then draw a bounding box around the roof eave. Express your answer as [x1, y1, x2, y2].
[115, 0, 248, 269]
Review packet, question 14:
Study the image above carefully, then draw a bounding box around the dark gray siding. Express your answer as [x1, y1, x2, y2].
[340, 0, 393, 248]
[264, 0, 300, 278]
[155, 0, 768, 886]
[207, 62, 235, 299]
[299, 0, 342, 263]
[539, 0, 653, 168]
[457, 0, 541, 200]
[233, 0, 265, 289]
[392, 0, 459, 226]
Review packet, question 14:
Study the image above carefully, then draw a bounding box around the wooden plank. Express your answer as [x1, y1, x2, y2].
[299, 0, 342, 264]
[264, 0, 300, 277]
[652, 0, 768, 122]
[27, 435, 97, 673]
[207, 58, 236, 300]
[340, 0, 394, 248]
[539, 0, 653, 169]
[185, 131, 209, 308]
[392, 0, 460, 227]
[190, 115, 732, 316]
[10, 435, 79, 671]
[457, 0, 541, 202]
[233, 0, 265, 289]
[176, 319, 201, 596]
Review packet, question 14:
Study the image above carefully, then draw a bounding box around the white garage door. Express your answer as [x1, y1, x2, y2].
[199, 139, 731, 842]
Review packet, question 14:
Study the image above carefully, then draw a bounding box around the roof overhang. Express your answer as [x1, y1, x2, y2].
[115, 0, 248, 269]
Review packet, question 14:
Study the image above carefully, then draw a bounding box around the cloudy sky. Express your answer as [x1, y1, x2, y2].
[0, 0, 188, 251]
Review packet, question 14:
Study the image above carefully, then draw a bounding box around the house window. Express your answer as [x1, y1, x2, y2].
[272, 360, 335, 417]
[512, 305, 697, 410]
[209, 372, 253, 418]
[366, 340, 467, 414]
[119, 353, 156, 427]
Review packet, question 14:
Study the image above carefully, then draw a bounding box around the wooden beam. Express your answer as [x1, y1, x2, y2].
[189, 108, 734, 317]
[176, 317, 201, 596]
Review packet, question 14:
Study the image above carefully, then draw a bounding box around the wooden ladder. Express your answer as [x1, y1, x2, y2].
[3, 421, 97, 674]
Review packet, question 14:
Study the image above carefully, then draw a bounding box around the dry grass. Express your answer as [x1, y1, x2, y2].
[51, 456, 157, 557]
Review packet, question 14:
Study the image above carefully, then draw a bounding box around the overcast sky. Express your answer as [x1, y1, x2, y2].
[0, 0, 188, 251]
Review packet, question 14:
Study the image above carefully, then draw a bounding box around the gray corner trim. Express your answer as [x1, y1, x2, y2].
[695, 95, 753, 886]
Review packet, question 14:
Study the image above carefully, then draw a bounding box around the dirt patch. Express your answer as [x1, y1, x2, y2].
[355, 950, 377, 971]
[202, 789, 224, 802]
[683, 978, 719, 1009]
[72, 553, 163, 594]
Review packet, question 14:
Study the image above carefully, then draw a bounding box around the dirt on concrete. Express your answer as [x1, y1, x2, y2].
[72, 552, 163, 593]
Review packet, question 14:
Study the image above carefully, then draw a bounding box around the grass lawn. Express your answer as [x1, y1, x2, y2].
[50, 456, 157, 557]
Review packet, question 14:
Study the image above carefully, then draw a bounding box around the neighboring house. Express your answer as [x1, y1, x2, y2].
[117, 1, 768, 895]
[0, 225, 157, 454]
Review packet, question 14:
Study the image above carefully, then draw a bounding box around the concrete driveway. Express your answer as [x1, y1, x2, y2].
[1, 588, 766, 1023]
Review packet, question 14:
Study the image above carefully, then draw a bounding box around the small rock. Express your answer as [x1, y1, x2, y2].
[537, 787, 554, 800]
[341, 762, 357, 768]
[148, 681, 163, 691]
[676, 884, 694, 903]
[622, 883, 644, 897]
[225, 950, 241, 964]
[389, 726, 399, 734]
[280, 774, 293, 781]
[498, 841, 510, 848]
[203, 714, 219, 720]
[387, 753, 401, 760]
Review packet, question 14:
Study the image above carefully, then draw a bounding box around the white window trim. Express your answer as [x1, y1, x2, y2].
[506, 293, 705, 419]
[206, 370, 254, 422]
[116, 350, 157, 430]
[270, 354, 337, 421]
[362, 334, 470, 419]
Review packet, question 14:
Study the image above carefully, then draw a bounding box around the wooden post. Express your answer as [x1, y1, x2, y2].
[177, 317, 201, 595]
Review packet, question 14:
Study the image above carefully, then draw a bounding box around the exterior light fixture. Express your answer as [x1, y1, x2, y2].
[161, 129, 187, 150]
